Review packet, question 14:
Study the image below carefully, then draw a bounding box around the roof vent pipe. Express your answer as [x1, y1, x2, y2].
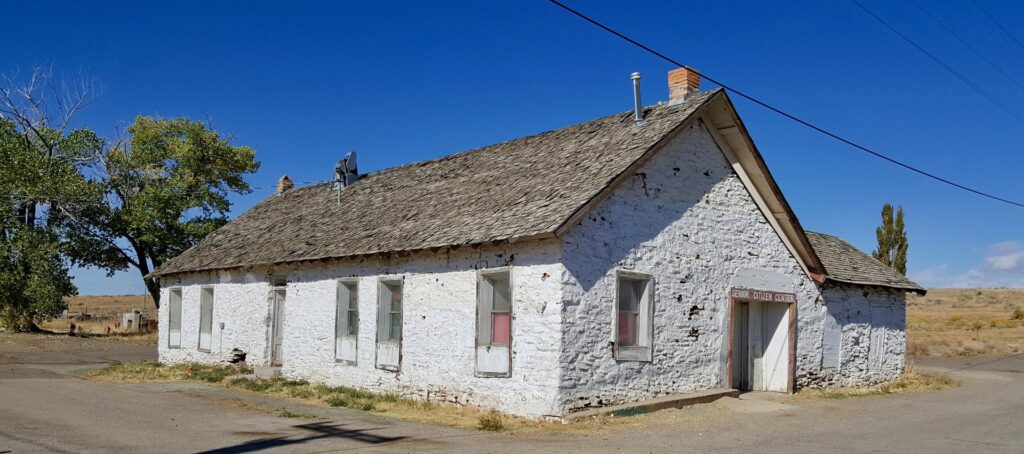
[631, 72, 644, 125]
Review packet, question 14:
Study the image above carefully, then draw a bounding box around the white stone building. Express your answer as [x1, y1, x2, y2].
[151, 69, 924, 418]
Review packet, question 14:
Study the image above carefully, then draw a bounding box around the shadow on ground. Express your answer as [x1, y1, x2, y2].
[198, 422, 406, 453]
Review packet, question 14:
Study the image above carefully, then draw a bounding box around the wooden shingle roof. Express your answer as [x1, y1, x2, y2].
[806, 231, 925, 294]
[152, 90, 720, 277]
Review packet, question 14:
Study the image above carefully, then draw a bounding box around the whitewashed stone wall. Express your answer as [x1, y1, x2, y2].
[275, 241, 565, 418]
[157, 269, 273, 365]
[156, 121, 909, 418]
[811, 285, 907, 386]
[557, 121, 826, 413]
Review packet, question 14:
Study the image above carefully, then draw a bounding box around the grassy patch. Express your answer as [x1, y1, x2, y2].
[276, 407, 315, 419]
[88, 361, 246, 383]
[86, 362, 646, 433]
[799, 366, 959, 399]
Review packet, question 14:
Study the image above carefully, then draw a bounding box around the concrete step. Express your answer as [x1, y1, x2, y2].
[566, 388, 740, 420]
[253, 366, 282, 379]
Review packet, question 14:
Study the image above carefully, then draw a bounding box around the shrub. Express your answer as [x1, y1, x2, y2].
[1012, 307, 1024, 320]
[990, 319, 1019, 329]
[477, 411, 506, 432]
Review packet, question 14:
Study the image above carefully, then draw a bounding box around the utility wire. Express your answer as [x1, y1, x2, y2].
[547, 0, 1024, 209]
[969, 0, 1024, 55]
[849, 0, 1024, 123]
[911, 0, 1024, 93]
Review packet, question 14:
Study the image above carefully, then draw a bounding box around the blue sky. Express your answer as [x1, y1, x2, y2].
[4, 1, 1024, 293]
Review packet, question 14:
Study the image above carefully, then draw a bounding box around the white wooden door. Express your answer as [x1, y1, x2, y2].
[761, 303, 790, 392]
[270, 288, 286, 366]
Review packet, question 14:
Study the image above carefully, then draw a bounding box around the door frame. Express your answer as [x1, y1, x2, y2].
[269, 285, 286, 367]
[725, 288, 797, 393]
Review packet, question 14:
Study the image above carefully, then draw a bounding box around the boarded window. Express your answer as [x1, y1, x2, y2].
[199, 287, 214, 352]
[335, 280, 358, 363]
[614, 271, 652, 361]
[376, 279, 403, 371]
[168, 288, 182, 349]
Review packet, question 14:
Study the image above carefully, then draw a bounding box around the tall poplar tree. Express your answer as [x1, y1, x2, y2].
[872, 203, 908, 275]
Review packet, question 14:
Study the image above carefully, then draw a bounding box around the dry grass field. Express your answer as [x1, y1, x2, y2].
[37, 294, 157, 343]
[63, 295, 157, 319]
[907, 288, 1024, 357]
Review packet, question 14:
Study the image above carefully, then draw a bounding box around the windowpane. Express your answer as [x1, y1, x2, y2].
[491, 313, 511, 344]
[346, 308, 358, 336]
[616, 276, 648, 349]
[617, 313, 639, 346]
[618, 279, 641, 312]
[168, 290, 182, 331]
[490, 276, 510, 312]
[389, 285, 402, 313]
[389, 312, 402, 340]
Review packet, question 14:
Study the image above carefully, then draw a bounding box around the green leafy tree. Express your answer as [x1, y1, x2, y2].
[62, 116, 259, 307]
[0, 68, 100, 330]
[872, 203, 908, 275]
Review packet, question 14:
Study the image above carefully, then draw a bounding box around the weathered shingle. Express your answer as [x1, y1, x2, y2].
[806, 231, 925, 294]
[151, 91, 721, 277]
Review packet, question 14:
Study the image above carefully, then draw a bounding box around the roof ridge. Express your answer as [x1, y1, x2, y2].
[285, 90, 723, 193]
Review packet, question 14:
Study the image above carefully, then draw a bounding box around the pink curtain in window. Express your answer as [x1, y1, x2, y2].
[491, 313, 511, 344]
[618, 313, 638, 346]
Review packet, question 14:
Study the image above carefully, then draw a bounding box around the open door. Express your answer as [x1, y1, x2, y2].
[729, 289, 796, 393]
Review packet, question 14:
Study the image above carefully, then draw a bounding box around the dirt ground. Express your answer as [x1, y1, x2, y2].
[907, 288, 1024, 356]
[1, 333, 1022, 453]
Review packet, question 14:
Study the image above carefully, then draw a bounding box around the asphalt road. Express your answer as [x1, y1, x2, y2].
[1, 333, 1022, 453]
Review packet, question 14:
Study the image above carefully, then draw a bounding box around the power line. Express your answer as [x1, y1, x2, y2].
[547, 0, 1024, 209]
[969, 0, 1024, 55]
[911, 0, 1024, 93]
[849, 0, 1024, 124]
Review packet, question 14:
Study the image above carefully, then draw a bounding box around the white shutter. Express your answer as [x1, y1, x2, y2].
[477, 275, 493, 346]
[821, 307, 841, 369]
[375, 279, 401, 371]
[168, 289, 182, 348]
[198, 287, 214, 352]
[336, 281, 358, 363]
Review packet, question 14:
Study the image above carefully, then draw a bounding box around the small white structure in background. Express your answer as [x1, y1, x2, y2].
[149, 69, 924, 418]
[121, 310, 144, 333]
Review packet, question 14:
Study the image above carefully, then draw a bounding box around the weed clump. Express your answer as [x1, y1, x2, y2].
[477, 411, 507, 432]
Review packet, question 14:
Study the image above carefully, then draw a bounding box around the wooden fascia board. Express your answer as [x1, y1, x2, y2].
[701, 95, 826, 277]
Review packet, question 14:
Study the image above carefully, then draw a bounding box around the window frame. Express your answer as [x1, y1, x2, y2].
[334, 278, 359, 365]
[167, 287, 183, 349]
[475, 267, 514, 378]
[375, 276, 404, 371]
[612, 269, 654, 362]
[198, 285, 215, 353]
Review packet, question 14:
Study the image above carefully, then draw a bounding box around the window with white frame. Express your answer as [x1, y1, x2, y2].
[478, 272, 511, 346]
[335, 280, 359, 363]
[476, 270, 512, 376]
[614, 271, 653, 361]
[375, 278, 403, 371]
[168, 288, 182, 348]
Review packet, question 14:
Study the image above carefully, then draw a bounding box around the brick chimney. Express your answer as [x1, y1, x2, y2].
[276, 174, 293, 194]
[668, 67, 700, 104]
